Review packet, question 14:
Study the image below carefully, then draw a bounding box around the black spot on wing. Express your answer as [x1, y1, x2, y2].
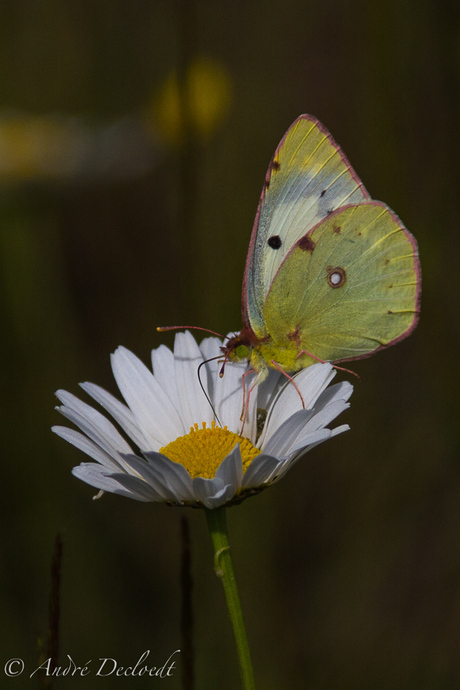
[268, 235, 282, 249]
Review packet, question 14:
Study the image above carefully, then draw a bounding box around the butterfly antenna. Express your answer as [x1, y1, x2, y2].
[197, 357, 222, 426]
[219, 349, 232, 378]
[157, 325, 225, 338]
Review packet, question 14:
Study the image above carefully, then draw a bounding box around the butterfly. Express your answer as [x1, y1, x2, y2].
[222, 114, 421, 384]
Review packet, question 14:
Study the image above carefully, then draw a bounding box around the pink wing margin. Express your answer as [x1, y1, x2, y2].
[241, 114, 371, 330]
[334, 214, 421, 364]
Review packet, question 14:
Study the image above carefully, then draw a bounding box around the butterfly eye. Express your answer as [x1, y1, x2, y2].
[235, 343, 250, 359]
[327, 266, 347, 288]
[268, 235, 282, 249]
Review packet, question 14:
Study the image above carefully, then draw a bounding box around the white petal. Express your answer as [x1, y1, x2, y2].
[111, 346, 183, 447]
[214, 444, 243, 490]
[143, 452, 195, 502]
[120, 454, 181, 502]
[199, 335, 223, 365]
[241, 454, 281, 487]
[80, 382, 149, 450]
[256, 369, 284, 412]
[72, 463, 154, 501]
[302, 400, 351, 434]
[262, 410, 313, 457]
[213, 361, 249, 435]
[192, 475, 223, 501]
[267, 393, 350, 459]
[243, 370, 263, 442]
[199, 335, 225, 401]
[200, 485, 236, 509]
[331, 424, 350, 437]
[273, 426, 350, 482]
[287, 428, 332, 455]
[151, 344, 178, 408]
[192, 476, 236, 509]
[259, 364, 335, 447]
[52, 425, 127, 472]
[55, 390, 134, 465]
[200, 333, 253, 435]
[173, 331, 213, 428]
[294, 363, 337, 407]
[108, 471, 167, 501]
[315, 380, 353, 408]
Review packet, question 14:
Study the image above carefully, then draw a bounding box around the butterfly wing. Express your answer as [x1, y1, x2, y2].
[243, 114, 370, 336]
[263, 201, 421, 364]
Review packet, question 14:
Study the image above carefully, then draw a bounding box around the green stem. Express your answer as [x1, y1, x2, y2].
[205, 507, 255, 690]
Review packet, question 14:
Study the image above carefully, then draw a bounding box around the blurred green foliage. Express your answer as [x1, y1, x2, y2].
[1, 0, 459, 688]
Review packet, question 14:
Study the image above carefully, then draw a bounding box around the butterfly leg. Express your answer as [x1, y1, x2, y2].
[270, 360, 306, 409]
[297, 349, 360, 380]
[239, 367, 267, 434]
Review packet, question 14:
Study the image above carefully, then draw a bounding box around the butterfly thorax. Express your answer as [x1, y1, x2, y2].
[223, 327, 317, 376]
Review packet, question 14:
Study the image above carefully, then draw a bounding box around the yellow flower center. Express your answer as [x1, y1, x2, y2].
[160, 421, 260, 479]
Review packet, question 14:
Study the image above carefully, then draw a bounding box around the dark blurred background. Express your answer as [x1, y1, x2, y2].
[1, 1, 459, 688]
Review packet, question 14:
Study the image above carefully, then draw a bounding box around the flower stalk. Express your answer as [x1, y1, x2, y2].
[205, 506, 255, 690]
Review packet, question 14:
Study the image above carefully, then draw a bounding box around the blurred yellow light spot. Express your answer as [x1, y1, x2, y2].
[150, 56, 232, 147]
[0, 116, 75, 180]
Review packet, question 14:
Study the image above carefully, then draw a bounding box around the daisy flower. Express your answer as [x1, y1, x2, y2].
[52, 331, 352, 510]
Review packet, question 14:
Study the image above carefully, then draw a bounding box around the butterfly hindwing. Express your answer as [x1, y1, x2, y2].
[263, 201, 420, 364]
[243, 115, 370, 336]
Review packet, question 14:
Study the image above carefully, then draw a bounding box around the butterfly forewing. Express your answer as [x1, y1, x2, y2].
[243, 115, 370, 336]
[263, 202, 420, 363]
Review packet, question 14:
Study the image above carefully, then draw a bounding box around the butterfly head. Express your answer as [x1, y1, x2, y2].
[221, 329, 278, 383]
[222, 328, 259, 364]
